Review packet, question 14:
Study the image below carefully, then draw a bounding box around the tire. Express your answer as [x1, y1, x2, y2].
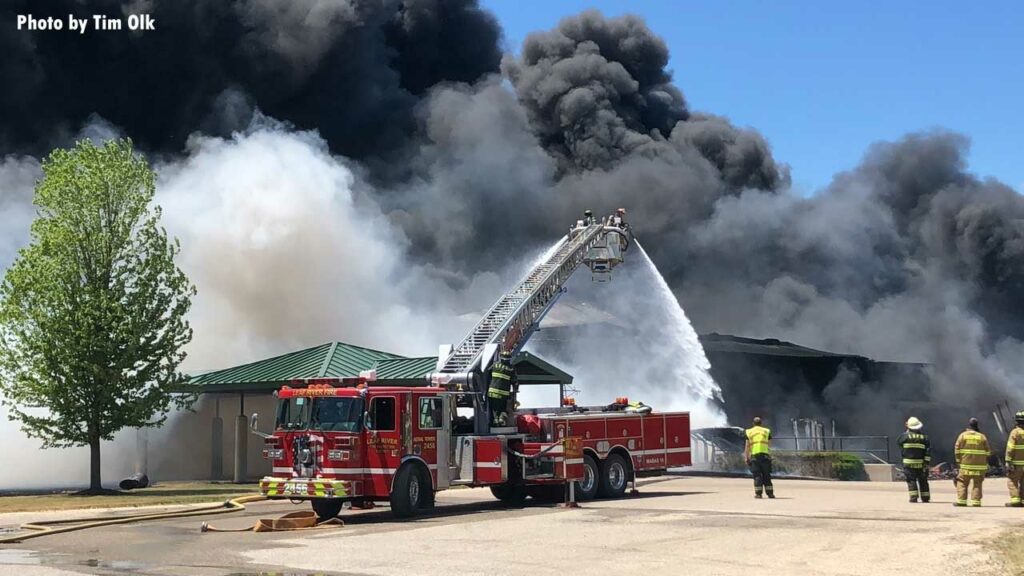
[490, 483, 528, 506]
[310, 498, 344, 521]
[390, 463, 428, 519]
[598, 453, 629, 499]
[574, 454, 600, 501]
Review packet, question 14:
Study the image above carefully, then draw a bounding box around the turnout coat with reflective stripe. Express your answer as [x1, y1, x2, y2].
[488, 359, 515, 399]
[897, 430, 931, 468]
[954, 429, 990, 476]
[1006, 427, 1024, 466]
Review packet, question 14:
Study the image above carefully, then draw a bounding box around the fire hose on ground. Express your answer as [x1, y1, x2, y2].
[0, 494, 344, 544]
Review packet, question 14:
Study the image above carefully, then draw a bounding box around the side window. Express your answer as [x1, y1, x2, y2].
[418, 397, 443, 430]
[369, 396, 396, 431]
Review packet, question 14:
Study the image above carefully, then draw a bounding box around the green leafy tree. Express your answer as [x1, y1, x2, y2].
[0, 139, 195, 493]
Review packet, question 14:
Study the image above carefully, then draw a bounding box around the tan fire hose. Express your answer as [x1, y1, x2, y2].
[200, 509, 343, 532]
[0, 494, 344, 541]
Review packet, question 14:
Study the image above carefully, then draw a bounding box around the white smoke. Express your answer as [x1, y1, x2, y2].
[156, 121, 467, 366]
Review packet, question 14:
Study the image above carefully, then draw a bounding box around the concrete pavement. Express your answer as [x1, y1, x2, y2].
[0, 475, 1020, 576]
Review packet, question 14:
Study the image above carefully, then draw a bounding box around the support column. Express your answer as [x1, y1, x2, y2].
[233, 392, 247, 484]
[211, 396, 223, 480]
[134, 427, 149, 475]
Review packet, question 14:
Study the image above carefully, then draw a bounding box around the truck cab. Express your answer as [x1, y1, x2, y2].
[257, 381, 458, 519]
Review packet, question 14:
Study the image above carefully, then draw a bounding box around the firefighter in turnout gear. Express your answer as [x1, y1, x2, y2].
[954, 418, 991, 507]
[897, 417, 931, 502]
[488, 349, 517, 427]
[1005, 411, 1024, 507]
[744, 417, 775, 499]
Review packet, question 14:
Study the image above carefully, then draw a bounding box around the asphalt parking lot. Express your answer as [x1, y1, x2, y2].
[0, 475, 1019, 576]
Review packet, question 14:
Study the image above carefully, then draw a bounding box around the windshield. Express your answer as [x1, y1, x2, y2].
[276, 396, 364, 432]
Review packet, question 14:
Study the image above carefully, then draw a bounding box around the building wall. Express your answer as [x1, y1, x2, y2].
[146, 393, 276, 482]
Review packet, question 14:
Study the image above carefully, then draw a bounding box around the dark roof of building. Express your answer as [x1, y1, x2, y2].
[699, 333, 865, 360]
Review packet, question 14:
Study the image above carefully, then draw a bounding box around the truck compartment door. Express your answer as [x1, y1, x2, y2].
[665, 414, 691, 467]
[473, 437, 507, 484]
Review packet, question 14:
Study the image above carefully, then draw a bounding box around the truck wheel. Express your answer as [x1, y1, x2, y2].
[598, 453, 629, 499]
[311, 498, 344, 521]
[574, 454, 600, 501]
[391, 464, 427, 519]
[490, 483, 528, 506]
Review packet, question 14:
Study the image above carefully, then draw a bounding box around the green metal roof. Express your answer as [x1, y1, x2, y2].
[185, 343, 573, 394]
[188, 342, 401, 391]
[373, 357, 437, 382]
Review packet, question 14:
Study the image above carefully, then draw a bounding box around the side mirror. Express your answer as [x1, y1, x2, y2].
[363, 411, 371, 431]
[249, 412, 271, 439]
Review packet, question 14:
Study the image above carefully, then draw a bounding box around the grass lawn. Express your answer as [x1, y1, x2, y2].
[0, 482, 261, 514]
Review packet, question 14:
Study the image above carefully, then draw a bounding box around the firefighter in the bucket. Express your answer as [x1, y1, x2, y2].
[953, 417, 991, 507]
[1005, 410, 1024, 507]
[583, 209, 595, 225]
[897, 417, 931, 503]
[744, 417, 775, 499]
[488, 349, 517, 427]
[612, 207, 628, 229]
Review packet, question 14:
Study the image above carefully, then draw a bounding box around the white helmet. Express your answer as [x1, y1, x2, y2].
[905, 416, 923, 431]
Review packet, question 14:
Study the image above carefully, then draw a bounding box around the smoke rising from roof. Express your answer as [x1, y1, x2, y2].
[0, 4, 1022, 484]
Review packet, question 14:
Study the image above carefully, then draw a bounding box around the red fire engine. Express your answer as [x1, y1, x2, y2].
[251, 212, 692, 519]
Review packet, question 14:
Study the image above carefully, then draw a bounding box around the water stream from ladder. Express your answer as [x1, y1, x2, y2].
[634, 239, 722, 405]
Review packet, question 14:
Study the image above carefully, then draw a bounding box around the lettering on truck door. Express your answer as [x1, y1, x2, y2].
[415, 394, 447, 488]
[365, 395, 401, 496]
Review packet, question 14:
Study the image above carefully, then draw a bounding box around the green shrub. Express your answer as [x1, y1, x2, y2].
[709, 450, 867, 480]
[830, 452, 868, 481]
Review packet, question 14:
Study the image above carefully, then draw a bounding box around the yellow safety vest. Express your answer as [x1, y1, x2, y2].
[955, 429, 990, 475]
[1006, 428, 1024, 466]
[746, 426, 771, 456]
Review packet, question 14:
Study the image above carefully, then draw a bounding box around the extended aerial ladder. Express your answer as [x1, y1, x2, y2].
[428, 212, 632, 433]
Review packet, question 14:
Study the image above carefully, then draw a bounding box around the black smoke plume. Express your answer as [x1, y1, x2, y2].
[0, 0, 501, 162]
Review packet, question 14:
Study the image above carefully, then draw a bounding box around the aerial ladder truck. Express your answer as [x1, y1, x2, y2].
[254, 211, 692, 519]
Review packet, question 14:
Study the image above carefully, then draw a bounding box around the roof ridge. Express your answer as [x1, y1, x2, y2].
[333, 341, 405, 359]
[191, 342, 333, 381]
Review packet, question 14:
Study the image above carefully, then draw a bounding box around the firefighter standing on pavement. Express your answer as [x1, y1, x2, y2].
[488, 349, 517, 427]
[954, 417, 991, 507]
[897, 417, 931, 503]
[744, 417, 775, 499]
[1005, 411, 1024, 507]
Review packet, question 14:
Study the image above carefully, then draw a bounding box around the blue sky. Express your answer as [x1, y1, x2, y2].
[483, 1, 1023, 194]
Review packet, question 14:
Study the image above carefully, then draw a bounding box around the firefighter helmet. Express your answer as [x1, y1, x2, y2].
[905, 416, 923, 431]
[584, 209, 593, 218]
[500, 349, 512, 359]
[1016, 410, 1024, 424]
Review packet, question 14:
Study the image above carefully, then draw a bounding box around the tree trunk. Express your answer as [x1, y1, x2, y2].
[89, 434, 102, 491]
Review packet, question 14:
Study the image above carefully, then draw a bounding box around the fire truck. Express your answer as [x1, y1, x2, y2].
[250, 212, 692, 519]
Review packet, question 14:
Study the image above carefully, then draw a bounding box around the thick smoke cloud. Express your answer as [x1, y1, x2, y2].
[502, 10, 785, 192]
[0, 0, 501, 162]
[681, 133, 1024, 444]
